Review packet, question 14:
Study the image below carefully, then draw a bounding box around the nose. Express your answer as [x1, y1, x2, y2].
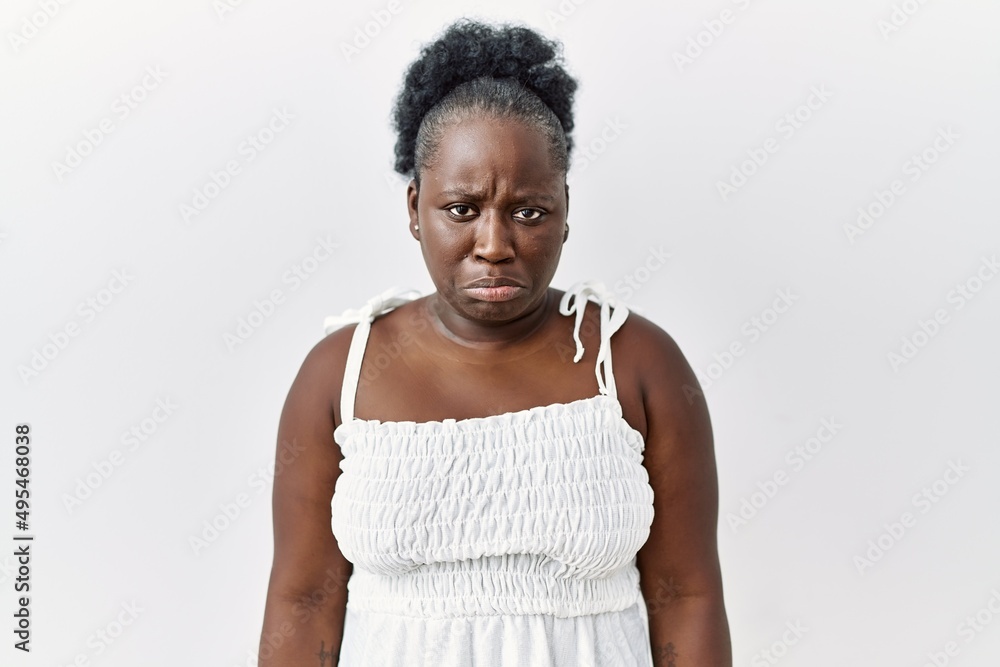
[473, 211, 514, 264]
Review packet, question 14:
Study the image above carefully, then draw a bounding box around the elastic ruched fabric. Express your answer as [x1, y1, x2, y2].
[325, 280, 656, 666]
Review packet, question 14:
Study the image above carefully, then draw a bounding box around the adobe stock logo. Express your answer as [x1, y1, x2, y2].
[920, 588, 1000, 667]
[7, 0, 74, 53]
[727, 417, 843, 533]
[213, 0, 250, 21]
[716, 85, 833, 202]
[683, 288, 799, 403]
[17, 269, 135, 385]
[750, 620, 808, 667]
[545, 0, 592, 30]
[179, 107, 295, 225]
[51, 66, 168, 182]
[878, 0, 934, 40]
[567, 116, 627, 184]
[671, 0, 758, 73]
[339, 0, 403, 63]
[853, 459, 969, 576]
[224, 234, 341, 352]
[843, 126, 959, 245]
[886, 254, 997, 373]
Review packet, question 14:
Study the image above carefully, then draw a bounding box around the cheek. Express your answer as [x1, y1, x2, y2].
[523, 231, 564, 262]
[421, 227, 468, 267]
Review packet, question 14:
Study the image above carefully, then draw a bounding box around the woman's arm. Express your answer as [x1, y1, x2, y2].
[632, 320, 732, 666]
[258, 329, 356, 666]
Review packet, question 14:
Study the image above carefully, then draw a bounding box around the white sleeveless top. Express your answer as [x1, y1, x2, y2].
[324, 280, 656, 666]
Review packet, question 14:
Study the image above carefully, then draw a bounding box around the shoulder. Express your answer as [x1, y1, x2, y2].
[614, 308, 713, 463]
[560, 281, 696, 397]
[301, 323, 357, 428]
[313, 288, 428, 423]
[615, 309, 697, 399]
[606, 300, 708, 436]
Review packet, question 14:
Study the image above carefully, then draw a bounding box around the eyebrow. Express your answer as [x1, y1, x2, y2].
[437, 188, 556, 204]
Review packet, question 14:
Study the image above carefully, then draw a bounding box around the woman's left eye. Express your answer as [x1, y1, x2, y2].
[515, 209, 543, 221]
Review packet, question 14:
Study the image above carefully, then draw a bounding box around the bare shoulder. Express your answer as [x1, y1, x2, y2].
[297, 322, 359, 430]
[615, 308, 698, 399]
[308, 298, 431, 425]
[613, 307, 710, 440]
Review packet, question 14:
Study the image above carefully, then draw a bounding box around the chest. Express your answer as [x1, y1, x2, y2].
[353, 325, 644, 431]
[330, 400, 655, 578]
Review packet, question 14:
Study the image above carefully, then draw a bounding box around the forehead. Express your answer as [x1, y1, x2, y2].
[424, 116, 560, 191]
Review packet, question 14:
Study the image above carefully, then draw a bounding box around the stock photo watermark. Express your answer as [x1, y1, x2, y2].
[213, 0, 250, 21]
[545, 0, 592, 30]
[612, 245, 671, 300]
[843, 125, 958, 245]
[751, 620, 808, 667]
[645, 576, 682, 617]
[7, 0, 74, 53]
[716, 85, 833, 202]
[671, 0, 758, 73]
[61, 397, 178, 514]
[223, 234, 341, 351]
[179, 107, 295, 225]
[878, 0, 934, 40]
[919, 588, 1000, 666]
[886, 253, 997, 373]
[230, 565, 351, 666]
[567, 116, 628, 185]
[291, 567, 352, 626]
[339, 0, 403, 62]
[55, 600, 144, 667]
[17, 268, 135, 386]
[189, 439, 306, 556]
[727, 417, 844, 533]
[682, 288, 799, 403]
[51, 65, 168, 182]
[853, 459, 969, 575]
[233, 568, 351, 667]
[356, 309, 430, 388]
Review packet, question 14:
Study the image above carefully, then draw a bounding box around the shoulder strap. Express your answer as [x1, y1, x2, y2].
[323, 286, 423, 424]
[558, 280, 630, 399]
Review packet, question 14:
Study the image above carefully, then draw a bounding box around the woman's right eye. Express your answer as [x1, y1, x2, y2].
[446, 204, 474, 217]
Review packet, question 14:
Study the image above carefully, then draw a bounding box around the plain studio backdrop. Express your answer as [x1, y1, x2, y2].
[2, 0, 999, 665]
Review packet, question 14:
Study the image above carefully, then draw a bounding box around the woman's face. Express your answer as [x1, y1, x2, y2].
[406, 115, 569, 328]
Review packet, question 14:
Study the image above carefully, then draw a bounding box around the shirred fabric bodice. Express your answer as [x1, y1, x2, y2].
[323, 281, 656, 665]
[331, 393, 654, 618]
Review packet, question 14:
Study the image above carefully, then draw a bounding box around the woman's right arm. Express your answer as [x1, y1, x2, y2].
[257, 328, 355, 666]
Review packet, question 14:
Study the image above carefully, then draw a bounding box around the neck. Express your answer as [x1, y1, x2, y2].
[426, 289, 552, 351]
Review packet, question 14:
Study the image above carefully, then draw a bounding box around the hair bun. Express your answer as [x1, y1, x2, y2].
[392, 18, 577, 177]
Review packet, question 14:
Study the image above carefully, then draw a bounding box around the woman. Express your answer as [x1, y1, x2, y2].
[258, 18, 731, 666]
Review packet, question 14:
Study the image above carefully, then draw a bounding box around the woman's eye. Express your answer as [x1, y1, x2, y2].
[447, 204, 473, 217]
[515, 209, 543, 221]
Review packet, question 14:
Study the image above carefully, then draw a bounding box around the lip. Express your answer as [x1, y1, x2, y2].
[465, 276, 526, 288]
[464, 285, 525, 302]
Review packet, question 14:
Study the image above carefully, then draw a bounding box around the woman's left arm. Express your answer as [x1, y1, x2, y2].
[632, 321, 732, 666]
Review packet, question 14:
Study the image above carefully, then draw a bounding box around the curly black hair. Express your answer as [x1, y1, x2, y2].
[391, 18, 578, 183]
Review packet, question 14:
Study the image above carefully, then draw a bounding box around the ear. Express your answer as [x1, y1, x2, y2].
[407, 178, 419, 240]
[563, 182, 570, 243]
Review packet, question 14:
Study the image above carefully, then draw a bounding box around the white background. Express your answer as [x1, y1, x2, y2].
[2, 0, 999, 665]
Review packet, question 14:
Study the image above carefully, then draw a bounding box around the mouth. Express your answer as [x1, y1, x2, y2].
[463, 277, 527, 302]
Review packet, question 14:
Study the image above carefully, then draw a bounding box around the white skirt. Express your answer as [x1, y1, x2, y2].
[338, 595, 654, 667]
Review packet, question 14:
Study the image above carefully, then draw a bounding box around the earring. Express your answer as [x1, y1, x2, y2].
[414, 224, 419, 230]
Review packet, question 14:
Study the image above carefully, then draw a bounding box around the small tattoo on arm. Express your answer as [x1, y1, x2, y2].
[316, 640, 337, 666]
[652, 642, 678, 666]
